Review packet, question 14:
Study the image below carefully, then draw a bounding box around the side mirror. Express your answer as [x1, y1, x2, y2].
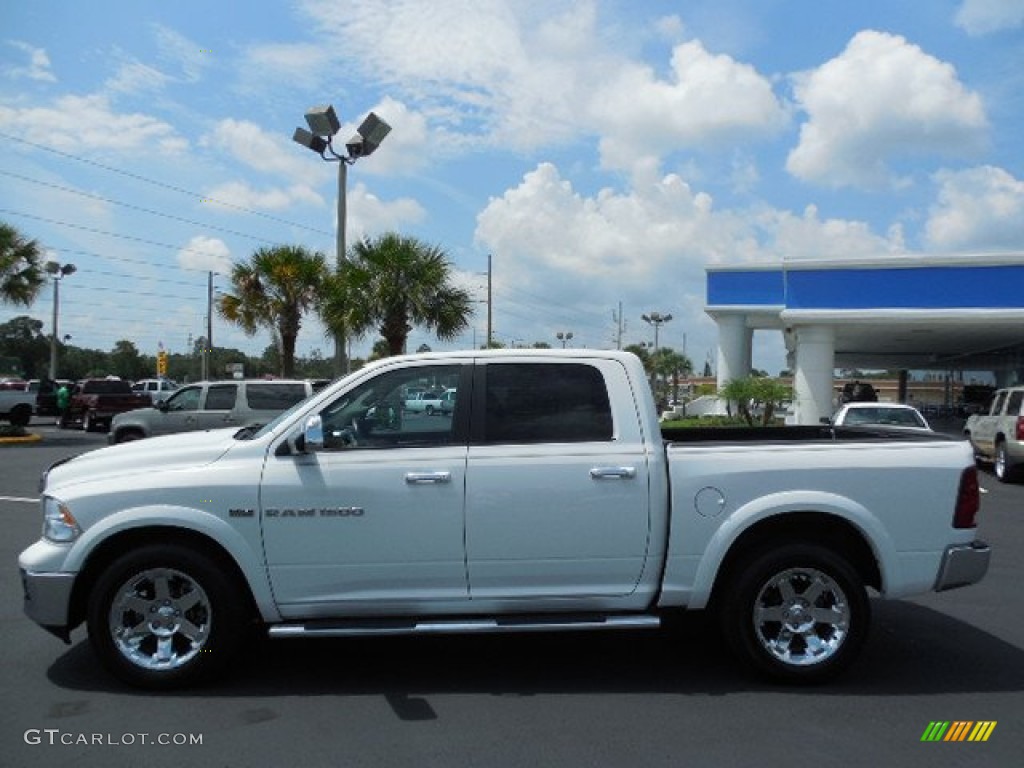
[157, 400, 170, 412]
[819, 416, 832, 425]
[303, 414, 325, 451]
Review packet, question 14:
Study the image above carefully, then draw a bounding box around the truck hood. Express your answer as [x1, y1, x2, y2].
[42, 428, 242, 493]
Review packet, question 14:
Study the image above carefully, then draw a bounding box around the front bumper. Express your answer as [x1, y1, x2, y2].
[934, 540, 991, 592]
[21, 569, 75, 643]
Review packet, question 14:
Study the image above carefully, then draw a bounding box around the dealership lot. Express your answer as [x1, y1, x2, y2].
[1, 425, 1022, 767]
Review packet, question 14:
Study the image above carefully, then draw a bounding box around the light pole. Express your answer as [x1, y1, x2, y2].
[642, 311, 672, 399]
[293, 105, 391, 375]
[556, 331, 574, 348]
[45, 260, 76, 380]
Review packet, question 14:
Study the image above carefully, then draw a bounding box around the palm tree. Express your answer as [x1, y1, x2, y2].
[326, 233, 472, 357]
[217, 245, 327, 377]
[0, 222, 46, 306]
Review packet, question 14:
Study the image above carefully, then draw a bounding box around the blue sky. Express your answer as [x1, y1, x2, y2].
[2, 0, 1022, 374]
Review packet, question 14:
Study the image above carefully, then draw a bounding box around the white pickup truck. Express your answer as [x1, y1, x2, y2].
[19, 350, 990, 688]
[0, 384, 37, 426]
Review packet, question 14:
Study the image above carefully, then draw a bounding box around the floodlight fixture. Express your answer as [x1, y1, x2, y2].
[304, 104, 340, 137]
[355, 111, 391, 155]
[292, 127, 328, 155]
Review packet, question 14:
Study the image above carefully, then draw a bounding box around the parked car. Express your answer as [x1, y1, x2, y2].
[829, 402, 932, 432]
[21, 350, 988, 688]
[404, 390, 454, 415]
[65, 379, 151, 432]
[109, 379, 314, 443]
[964, 385, 1024, 482]
[0, 382, 36, 426]
[131, 378, 179, 404]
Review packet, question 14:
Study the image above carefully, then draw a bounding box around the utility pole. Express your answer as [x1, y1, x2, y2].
[612, 302, 625, 350]
[486, 253, 493, 349]
[202, 271, 213, 381]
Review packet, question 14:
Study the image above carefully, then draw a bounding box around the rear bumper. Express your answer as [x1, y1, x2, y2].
[934, 540, 991, 591]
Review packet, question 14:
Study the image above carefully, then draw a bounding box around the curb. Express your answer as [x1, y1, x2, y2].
[0, 432, 43, 445]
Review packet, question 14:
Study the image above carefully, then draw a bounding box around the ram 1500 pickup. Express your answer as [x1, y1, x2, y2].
[19, 350, 990, 688]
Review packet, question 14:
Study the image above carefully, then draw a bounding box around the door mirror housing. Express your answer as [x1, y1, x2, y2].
[303, 414, 325, 451]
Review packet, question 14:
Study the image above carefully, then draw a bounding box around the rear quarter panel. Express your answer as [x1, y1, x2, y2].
[658, 437, 975, 609]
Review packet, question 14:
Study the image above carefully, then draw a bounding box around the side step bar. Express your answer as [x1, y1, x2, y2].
[268, 614, 661, 639]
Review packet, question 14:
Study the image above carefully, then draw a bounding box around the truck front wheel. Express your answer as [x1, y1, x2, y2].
[719, 543, 869, 683]
[86, 544, 246, 688]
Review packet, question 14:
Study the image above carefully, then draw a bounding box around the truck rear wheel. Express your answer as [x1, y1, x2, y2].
[719, 542, 869, 683]
[86, 544, 246, 688]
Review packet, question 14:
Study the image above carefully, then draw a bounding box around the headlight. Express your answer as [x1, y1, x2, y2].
[42, 496, 81, 543]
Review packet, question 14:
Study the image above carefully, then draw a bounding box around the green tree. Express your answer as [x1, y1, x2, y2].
[110, 340, 148, 380]
[652, 347, 693, 405]
[217, 245, 327, 377]
[325, 233, 472, 357]
[720, 375, 792, 426]
[0, 316, 49, 378]
[0, 222, 46, 307]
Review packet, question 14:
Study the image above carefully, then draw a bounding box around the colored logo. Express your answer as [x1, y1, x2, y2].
[921, 721, 996, 742]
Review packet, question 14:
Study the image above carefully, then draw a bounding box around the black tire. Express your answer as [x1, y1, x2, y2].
[425, 405, 435, 416]
[9, 403, 32, 427]
[994, 441, 1017, 483]
[86, 544, 247, 688]
[718, 542, 870, 683]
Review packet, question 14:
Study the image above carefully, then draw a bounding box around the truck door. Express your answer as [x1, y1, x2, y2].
[153, 385, 203, 436]
[260, 363, 471, 614]
[464, 359, 652, 602]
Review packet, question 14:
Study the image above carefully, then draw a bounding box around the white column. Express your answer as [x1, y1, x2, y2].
[792, 325, 835, 425]
[715, 314, 752, 390]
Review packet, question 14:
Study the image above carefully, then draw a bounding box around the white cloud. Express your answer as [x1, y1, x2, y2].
[203, 119, 327, 182]
[593, 40, 788, 174]
[925, 166, 1024, 249]
[345, 182, 426, 241]
[152, 23, 209, 82]
[240, 42, 332, 90]
[177, 235, 234, 274]
[4, 40, 57, 82]
[0, 93, 186, 154]
[105, 60, 171, 94]
[787, 30, 988, 188]
[203, 181, 325, 211]
[954, 0, 1024, 35]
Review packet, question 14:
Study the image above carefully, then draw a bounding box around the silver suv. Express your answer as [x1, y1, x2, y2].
[109, 379, 313, 443]
[131, 378, 179, 404]
[964, 385, 1024, 482]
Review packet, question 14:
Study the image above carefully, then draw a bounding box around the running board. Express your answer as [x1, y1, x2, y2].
[268, 614, 661, 639]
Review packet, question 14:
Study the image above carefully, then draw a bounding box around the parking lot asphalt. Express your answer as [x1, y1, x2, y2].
[1, 420, 1021, 767]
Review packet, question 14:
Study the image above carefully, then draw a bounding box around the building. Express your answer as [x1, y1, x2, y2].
[706, 254, 1024, 424]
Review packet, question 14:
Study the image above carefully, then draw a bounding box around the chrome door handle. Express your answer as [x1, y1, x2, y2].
[590, 466, 637, 479]
[405, 471, 452, 484]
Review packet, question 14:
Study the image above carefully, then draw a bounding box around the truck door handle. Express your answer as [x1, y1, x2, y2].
[590, 466, 637, 480]
[405, 471, 452, 484]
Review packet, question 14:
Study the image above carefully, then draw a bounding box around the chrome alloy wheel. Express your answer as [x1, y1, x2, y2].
[752, 567, 851, 667]
[108, 567, 212, 671]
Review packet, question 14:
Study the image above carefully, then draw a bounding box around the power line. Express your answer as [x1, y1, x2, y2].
[0, 130, 334, 238]
[0, 169, 285, 246]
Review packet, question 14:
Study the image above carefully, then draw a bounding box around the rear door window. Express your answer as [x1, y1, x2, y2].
[246, 383, 309, 410]
[1007, 390, 1024, 417]
[478, 363, 613, 444]
[204, 384, 238, 411]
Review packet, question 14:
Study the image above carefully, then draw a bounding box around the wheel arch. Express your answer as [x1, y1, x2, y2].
[68, 526, 260, 632]
[707, 511, 882, 612]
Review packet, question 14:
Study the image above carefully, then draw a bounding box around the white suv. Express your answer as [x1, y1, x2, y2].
[131, 378, 179, 404]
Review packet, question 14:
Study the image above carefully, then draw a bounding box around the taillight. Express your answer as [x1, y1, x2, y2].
[953, 466, 980, 529]
[1016, 417, 1024, 442]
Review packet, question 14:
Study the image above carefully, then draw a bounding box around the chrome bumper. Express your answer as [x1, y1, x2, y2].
[20, 569, 75, 643]
[934, 540, 991, 592]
